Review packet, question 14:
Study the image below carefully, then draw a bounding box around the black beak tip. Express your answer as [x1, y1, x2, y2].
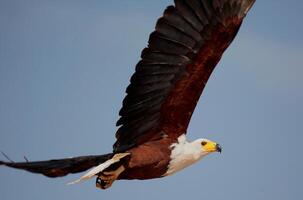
[216, 144, 222, 153]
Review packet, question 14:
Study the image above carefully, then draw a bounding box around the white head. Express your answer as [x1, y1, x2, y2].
[165, 136, 222, 176]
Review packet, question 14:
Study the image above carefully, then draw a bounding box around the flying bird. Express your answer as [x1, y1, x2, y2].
[1, 0, 255, 190]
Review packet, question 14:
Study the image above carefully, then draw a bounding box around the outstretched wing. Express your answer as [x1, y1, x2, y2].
[0, 154, 112, 177]
[114, 0, 255, 152]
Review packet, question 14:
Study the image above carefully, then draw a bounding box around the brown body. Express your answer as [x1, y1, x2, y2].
[121, 137, 174, 180]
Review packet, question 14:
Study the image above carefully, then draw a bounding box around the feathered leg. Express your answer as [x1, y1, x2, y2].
[96, 165, 125, 189]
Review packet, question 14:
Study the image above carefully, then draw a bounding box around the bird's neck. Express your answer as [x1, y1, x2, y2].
[164, 135, 208, 176]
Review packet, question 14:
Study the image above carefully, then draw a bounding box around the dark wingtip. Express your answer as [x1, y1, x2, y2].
[0, 160, 6, 165]
[1, 151, 15, 163]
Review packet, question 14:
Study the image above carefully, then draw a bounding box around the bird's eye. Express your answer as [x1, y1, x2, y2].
[201, 141, 207, 146]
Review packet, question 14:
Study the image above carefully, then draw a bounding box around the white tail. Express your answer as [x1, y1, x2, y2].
[67, 153, 130, 185]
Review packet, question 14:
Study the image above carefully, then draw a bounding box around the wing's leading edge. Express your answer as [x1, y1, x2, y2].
[114, 0, 255, 152]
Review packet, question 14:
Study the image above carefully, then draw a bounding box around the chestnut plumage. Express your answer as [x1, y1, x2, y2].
[1, 0, 255, 190]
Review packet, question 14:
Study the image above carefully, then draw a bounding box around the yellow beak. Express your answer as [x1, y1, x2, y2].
[204, 141, 222, 153]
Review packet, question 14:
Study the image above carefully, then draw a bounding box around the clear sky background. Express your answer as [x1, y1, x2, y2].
[0, 0, 302, 200]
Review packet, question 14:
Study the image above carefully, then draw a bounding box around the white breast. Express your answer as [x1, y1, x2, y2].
[164, 135, 209, 176]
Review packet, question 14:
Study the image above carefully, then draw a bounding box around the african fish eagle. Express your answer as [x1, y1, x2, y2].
[1, 0, 255, 190]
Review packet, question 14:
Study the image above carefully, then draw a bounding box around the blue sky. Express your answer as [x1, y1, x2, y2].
[0, 1, 302, 200]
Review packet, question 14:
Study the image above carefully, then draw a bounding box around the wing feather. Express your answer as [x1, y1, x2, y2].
[0, 154, 112, 178]
[114, 0, 255, 152]
[174, 0, 204, 32]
